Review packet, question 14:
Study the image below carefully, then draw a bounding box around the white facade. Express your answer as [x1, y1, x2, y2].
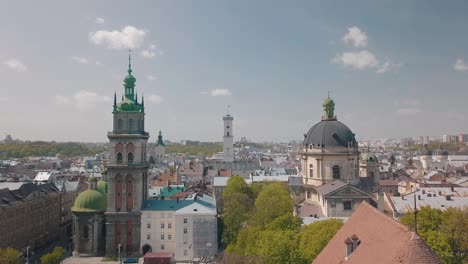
[174, 202, 218, 262]
[223, 114, 234, 162]
[141, 210, 176, 254]
[140, 199, 217, 262]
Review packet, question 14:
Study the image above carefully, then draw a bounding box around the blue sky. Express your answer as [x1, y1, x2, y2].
[1, 1, 468, 142]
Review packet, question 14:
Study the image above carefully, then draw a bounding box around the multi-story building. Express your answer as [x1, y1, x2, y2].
[0, 183, 61, 250]
[140, 197, 217, 262]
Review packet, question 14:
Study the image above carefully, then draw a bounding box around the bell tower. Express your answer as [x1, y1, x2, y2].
[105, 51, 149, 257]
[223, 106, 234, 162]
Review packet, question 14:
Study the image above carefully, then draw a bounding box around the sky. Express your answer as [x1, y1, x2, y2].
[1, 0, 468, 143]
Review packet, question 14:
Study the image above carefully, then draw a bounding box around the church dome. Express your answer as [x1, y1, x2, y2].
[71, 189, 107, 213]
[304, 120, 357, 148]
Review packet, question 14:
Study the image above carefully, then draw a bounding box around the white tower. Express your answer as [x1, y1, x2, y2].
[223, 107, 234, 162]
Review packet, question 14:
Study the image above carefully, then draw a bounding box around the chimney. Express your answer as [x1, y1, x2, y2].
[451, 185, 454, 192]
[350, 234, 360, 251]
[345, 237, 353, 260]
[418, 195, 421, 200]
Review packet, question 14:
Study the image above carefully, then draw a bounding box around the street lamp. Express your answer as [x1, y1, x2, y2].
[118, 243, 122, 264]
[26, 245, 30, 264]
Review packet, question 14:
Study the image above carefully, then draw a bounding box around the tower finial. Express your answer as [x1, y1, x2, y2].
[128, 48, 132, 74]
[227, 105, 231, 115]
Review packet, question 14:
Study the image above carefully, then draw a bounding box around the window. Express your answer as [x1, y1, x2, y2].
[83, 225, 89, 239]
[227, 132, 230, 136]
[183, 228, 187, 234]
[147, 234, 151, 240]
[147, 223, 151, 228]
[161, 234, 165, 240]
[332, 165, 341, 180]
[129, 119, 134, 131]
[161, 223, 165, 229]
[168, 234, 172, 240]
[183, 218, 187, 224]
[161, 244, 165, 250]
[343, 201, 352, 211]
[309, 164, 313, 178]
[184, 250, 187, 256]
[184, 240, 187, 245]
[168, 223, 172, 229]
[117, 152, 123, 164]
[118, 119, 123, 130]
[128, 153, 134, 164]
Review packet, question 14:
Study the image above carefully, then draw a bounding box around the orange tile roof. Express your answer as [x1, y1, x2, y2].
[313, 202, 441, 264]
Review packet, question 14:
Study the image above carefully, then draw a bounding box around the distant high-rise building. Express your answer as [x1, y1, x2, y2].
[223, 108, 234, 162]
[458, 134, 468, 143]
[442, 134, 458, 143]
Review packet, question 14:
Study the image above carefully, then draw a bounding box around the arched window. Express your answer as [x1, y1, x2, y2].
[128, 153, 134, 164]
[83, 225, 89, 239]
[129, 119, 134, 131]
[227, 132, 230, 137]
[117, 153, 123, 164]
[118, 119, 123, 130]
[369, 171, 375, 178]
[309, 164, 313, 178]
[332, 165, 341, 180]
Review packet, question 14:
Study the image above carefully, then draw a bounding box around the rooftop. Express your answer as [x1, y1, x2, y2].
[313, 202, 441, 264]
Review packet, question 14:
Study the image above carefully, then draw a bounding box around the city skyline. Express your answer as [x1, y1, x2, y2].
[1, 1, 468, 142]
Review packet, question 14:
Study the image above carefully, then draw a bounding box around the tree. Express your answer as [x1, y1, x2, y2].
[401, 206, 468, 264]
[0, 247, 22, 264]
[40, 246, 65, 264]
[222, 192, 254, 245]
[221, 177, 254, 245]
[266, 213, 303, 232]
[255, 229, 304, 264]
[223, 176, 252, 199]
[251, 182, 293, 227]
[299, 219, 343, 262]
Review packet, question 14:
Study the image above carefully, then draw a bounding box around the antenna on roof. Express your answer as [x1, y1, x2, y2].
[414, 190, 418, 234]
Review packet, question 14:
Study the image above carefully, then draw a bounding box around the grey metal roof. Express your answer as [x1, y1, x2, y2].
[303, 120, 357, 148]
[315, 180, 347, 196]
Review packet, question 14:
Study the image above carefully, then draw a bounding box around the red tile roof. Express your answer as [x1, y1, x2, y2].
[313, 202, 441, 264]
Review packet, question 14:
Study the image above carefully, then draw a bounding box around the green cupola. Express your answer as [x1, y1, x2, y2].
[124, 52, 136, 100]
[72, 178, 107, 212]
[114, 51, 145, 113]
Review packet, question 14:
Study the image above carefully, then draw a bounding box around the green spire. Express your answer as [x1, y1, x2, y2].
[323, 96, 335, 120]
[124, 49, 136, 100]
[157, 130, 165, 146]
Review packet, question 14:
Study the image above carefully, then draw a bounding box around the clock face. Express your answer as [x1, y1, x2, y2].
[227, 126, 230, 129]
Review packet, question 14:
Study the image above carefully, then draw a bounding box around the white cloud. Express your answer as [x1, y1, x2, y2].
[377, 61, 401, 74]
[95, 60, 102, 66]
[343, 26, 368, 48]
[89, 26, 146, 50]
[397, 108, 422, 115]
[146, 75, 156, 81]
[95, 17, 105, 24]
[140, 44, 163, 59]
[210, 89, 232, 97]
[332, 50, 379, 70]
[71, 56, 88, 64]
[54, 91, 110, 111]
[454, 58, 468, 72]
[147, 94, 163, 104]
[55, 95, 71, 105]
[4, 59, 27, 72]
